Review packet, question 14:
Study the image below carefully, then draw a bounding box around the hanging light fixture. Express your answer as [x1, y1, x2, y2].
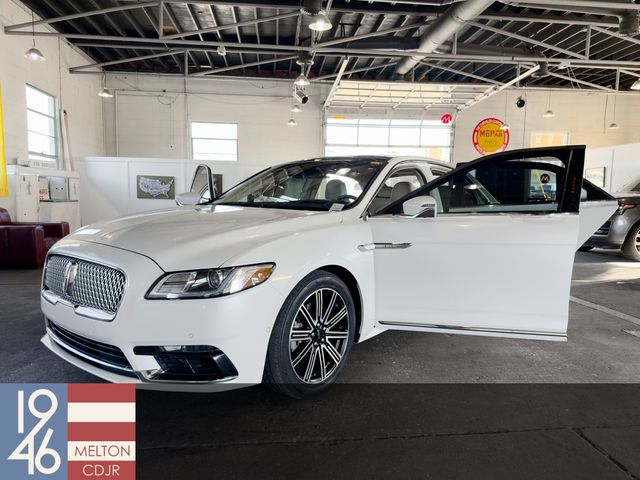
[287, 118, 297, 126]
[543, 90, 555, 118]
[24, 9, 45, 62]
[309, 11, 332, 32]
[217, 45, 227, 57]
[294, 53, 314, 87]
[98, 72, 113, 98]
[631, 78, 640, 91]
[294, 73, 310, 87]
[291, 104, 302, 113]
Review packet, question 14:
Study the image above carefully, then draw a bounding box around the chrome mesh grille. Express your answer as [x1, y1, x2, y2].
[44, 255, 126, 315]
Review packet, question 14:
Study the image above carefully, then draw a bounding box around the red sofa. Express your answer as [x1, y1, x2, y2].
[0, 208, 70, 268]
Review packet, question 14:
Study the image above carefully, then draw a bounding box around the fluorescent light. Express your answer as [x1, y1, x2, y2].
[24, 46, 45, 62]
[294, 73, 310, 87]
[543, 110, 555, 118]
[291, 104, 302, 113]
[631, 78, 640, 91]
[309, 12, 332, 32]
[287, 118, 297, 126]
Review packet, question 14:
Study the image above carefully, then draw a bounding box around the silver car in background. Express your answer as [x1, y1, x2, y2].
[582, 177, 640, 261]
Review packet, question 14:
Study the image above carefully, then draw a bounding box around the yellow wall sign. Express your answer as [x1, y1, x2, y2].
[472, 117, 510, 156]
[0, 83, 7, 197]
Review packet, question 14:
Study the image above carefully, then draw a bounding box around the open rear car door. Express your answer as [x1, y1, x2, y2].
[367, 146, 617, 341]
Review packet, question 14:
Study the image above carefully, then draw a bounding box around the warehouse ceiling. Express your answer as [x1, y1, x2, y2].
[7, 0, 640, 91]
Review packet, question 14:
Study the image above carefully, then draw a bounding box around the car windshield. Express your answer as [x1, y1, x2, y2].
[213, 158, 387, 211]
[621, 178, 640, 192]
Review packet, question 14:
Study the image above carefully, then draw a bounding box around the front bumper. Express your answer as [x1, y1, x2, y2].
[41, 241, 285, 392]
[586, 213, 631, 248]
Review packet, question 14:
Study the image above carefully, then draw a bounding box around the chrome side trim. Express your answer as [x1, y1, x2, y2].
[378, 321, 566, 338]
[42, 290, 115, 321]
[46, 326, 135, 374]
[358, 242, 412, 251]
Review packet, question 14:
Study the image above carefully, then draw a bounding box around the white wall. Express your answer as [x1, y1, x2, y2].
[585, 143, 640, 193]
[104, 74, 326, 165]
[454, 89, 640, 164]
[79, 156, 269, 225]
[0, 0, 105, 216]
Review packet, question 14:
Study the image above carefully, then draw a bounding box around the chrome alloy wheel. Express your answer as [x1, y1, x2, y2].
[289, 288, 350, 384]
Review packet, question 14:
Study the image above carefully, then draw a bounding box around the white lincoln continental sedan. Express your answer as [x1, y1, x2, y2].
[42, 146, 616, 397]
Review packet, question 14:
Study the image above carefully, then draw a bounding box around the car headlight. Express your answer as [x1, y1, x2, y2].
[146, 263, 275, 299]
[618, 203, 637, 215]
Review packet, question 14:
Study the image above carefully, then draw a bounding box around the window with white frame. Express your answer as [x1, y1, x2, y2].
[325, 118, 453, 163]
[26, 85, 58, 167]
[191, 122, 238, 161]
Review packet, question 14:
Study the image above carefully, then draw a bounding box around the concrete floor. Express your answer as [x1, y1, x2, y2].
[1, 249, 639, 478]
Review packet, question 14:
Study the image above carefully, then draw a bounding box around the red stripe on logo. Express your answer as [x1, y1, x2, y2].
[68, 383, 136, 403]
[68, 422, 136, 441]
[68, 461, 135, 480]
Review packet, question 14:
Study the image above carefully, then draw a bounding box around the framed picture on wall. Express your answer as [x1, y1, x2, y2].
[137, 175, 175, 199]
[585, 167, 606, 188]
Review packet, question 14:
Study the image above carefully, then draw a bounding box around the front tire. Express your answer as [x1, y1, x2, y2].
[621, 223, 640, 262]
[263, 271, 356, 398]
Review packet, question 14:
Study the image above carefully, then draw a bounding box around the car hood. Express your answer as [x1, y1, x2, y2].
[68, 205, 336, 271]
[613, 192, 640, 205]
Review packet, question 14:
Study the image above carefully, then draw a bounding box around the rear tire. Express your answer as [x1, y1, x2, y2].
[621, 223, 640, 262]
[263, 271, 356, 398]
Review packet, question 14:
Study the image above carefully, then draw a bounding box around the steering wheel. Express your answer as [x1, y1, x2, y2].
[336, 194, 358, 203]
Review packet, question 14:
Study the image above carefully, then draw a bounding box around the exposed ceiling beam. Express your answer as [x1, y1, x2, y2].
[419, 61, 502, 85]
[590, 25, 640, 48]
[503, 0, 640, 10]
[70, 50, 185, 71]
[163, 11, 299, 40]
[467, 21, 586, 59]
[548, 72, 616, 91]
[316, 61, 399, 81]
[190, 54, 298, 76]
[459, 64, 540, 111]
[5, 2, 159, 30]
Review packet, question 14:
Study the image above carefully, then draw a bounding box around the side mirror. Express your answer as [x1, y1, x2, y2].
[177, 164, 214, 206]
[175, 192, 201, 206]
[403, 195, 437, 218]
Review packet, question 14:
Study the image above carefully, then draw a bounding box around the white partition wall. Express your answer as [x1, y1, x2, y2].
[585, 143, 640, 193]
[79, 156, 266, 225]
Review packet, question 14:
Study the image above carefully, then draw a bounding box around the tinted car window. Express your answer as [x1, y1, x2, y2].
[425, 157, 565, 214]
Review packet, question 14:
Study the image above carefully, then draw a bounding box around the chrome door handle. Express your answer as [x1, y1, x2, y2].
[358, 243, 412, 251]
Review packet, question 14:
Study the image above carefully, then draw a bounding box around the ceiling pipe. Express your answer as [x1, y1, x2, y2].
[393, 0, 494, 78]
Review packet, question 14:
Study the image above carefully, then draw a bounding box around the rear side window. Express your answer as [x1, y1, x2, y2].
[370, 168, 425, 215]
